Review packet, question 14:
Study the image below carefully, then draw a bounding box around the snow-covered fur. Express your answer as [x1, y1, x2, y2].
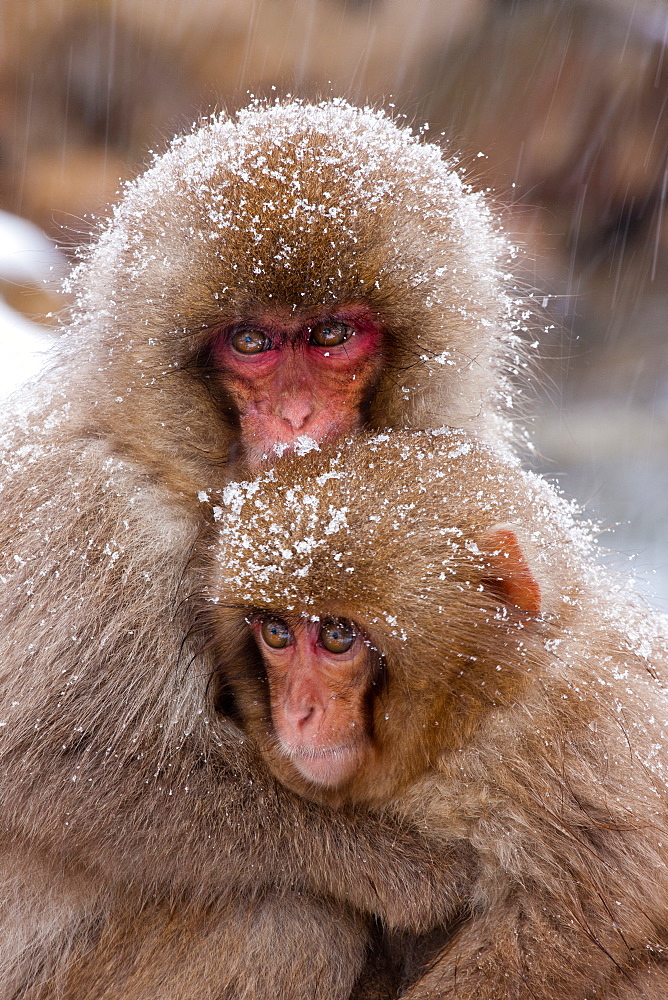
[63, 97, 526, 464]
[208, 429, 668, 999]
[0, 101, 527, 998]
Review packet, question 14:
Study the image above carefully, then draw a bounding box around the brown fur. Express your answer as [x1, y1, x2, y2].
[207, 429, 668, 998]
[0, 103, 522, 997]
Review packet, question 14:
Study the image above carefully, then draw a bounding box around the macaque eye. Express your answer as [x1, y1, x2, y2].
[261, 618, 292, 649]
[320, 619, 356, 654]
[231, 329, 270, 355]
[309, 322, 351, 348]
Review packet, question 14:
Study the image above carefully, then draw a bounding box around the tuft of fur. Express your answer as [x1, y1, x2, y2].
[207, 429, 668, 999]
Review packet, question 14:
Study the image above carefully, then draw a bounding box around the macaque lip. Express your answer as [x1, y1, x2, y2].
[281, 739, 368, 788]
[242, 413, 358, 469]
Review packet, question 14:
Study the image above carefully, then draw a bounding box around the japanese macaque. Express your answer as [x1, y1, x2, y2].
[0, 102, 522, 997]
[206, 429, 668, 999]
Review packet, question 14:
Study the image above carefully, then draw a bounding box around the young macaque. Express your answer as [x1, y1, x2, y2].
[206, 429, 668, 999]
[0, 101, 522, 997]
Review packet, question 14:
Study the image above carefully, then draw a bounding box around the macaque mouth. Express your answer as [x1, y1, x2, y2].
[240, 406, 360, 471]
[277, 736, 368, 787]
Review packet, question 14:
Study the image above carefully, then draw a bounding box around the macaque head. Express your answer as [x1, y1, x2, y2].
[206, 430, 584, 805]
[66, 100, 523, 483]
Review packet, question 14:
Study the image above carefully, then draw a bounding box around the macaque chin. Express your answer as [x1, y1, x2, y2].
[212, 306, 384, 469]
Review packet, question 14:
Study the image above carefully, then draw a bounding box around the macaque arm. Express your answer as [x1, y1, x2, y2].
[399, 891, 666, 999]
[2, 738, 475, 936]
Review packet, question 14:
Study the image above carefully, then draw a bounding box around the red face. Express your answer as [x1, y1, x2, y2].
[212, 307, 384, 469]
[252, 615, 375, 788]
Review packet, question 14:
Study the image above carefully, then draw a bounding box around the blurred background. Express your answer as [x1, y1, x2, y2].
[2, 0, 667, 602]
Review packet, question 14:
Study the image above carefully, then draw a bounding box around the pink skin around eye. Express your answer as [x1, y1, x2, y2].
[252, 619, 372, 788]
[211, 307, 384, 469]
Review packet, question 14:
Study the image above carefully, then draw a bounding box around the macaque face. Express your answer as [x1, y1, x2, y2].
[212, 305, 384, 468]
[251, 613, 377, 787]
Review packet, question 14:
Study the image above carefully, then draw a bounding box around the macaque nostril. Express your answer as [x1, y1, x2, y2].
[279, 400, 313, 430]
[287, 700, 320, 733]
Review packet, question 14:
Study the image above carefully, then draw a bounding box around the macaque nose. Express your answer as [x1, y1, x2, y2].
[282, 689, 327, 742]
[287, 701, 323, 735]
[278, 396, 314, 431]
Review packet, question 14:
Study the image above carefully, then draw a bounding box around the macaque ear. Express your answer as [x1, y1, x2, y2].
[479, 523, 541, 617]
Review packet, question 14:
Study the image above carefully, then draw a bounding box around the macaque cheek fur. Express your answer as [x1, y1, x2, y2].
[206, 429, 668, 998]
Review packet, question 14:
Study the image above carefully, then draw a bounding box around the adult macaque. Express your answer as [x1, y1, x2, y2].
[0, 102, 520, 996]
[207, 429, 668, 998]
